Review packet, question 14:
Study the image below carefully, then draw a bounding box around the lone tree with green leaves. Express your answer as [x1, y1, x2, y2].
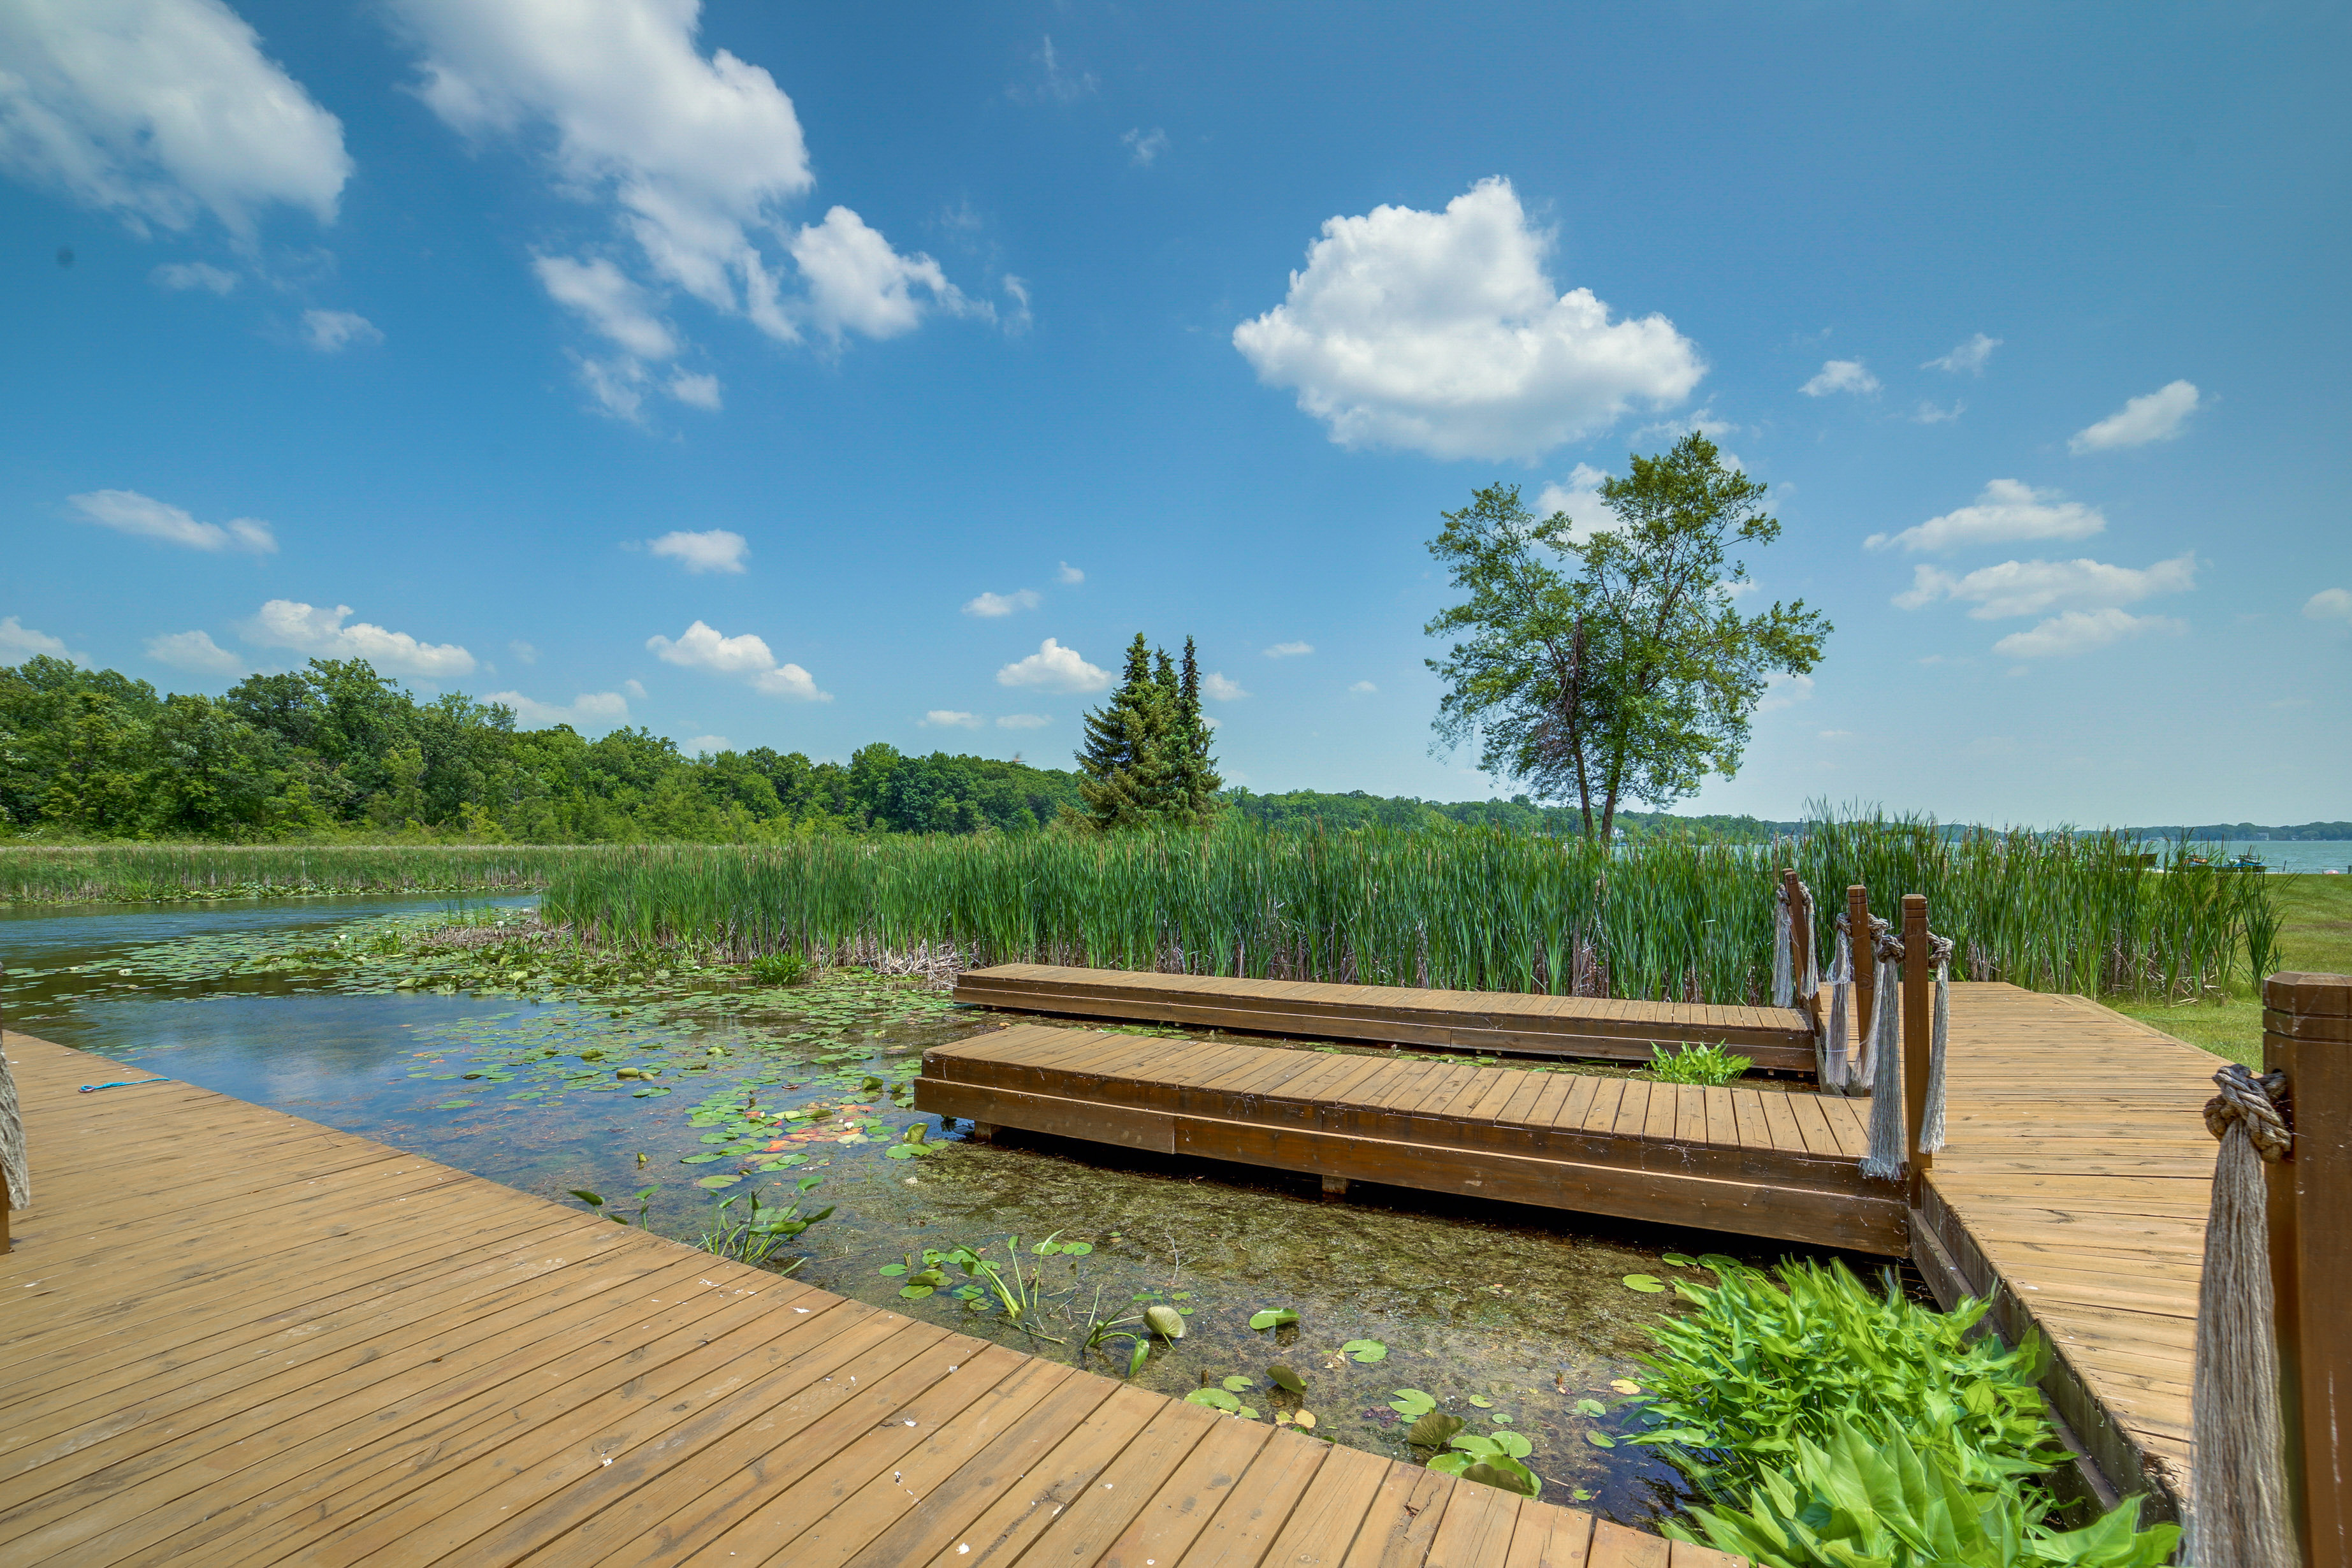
[1425, 432, 1830, 841]
[1075, 634, 1221, 829]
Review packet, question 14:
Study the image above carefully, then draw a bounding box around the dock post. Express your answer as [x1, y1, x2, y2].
[2265, 970, 2352, 1568]
[1847, 885, 1875, 1068]
[1901, 894, 1933, 1196]
[1782, 869, 1820, 1033]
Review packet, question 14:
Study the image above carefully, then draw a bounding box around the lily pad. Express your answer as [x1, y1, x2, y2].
[1609, 1378, 1643, 1396]
[695, 1174, 741, 1189]
[1407, 1412, 1465, 1448]
[1468, 1395, 1493, 1409]
[1576, 1398, 1608, 1417]
[1268, 1364, 1306, 1394]
[1622, 1274, 1667, 1293]
[1585, 1430, 1616, 1448]
[1662, 1252, 1697, 1267]
[1186, 1387, 1241, 1412]
[1340, 1339, 1388, 1363]
[1222, 1375, 1256, 1393]
[1388, 1388, 1437, 1418]
[681, 1152, 726, 1165]
[1248, 1308, 1300, 1332]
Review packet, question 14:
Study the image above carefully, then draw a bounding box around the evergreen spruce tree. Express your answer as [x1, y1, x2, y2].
[1171, 637, 1223, 822]
[1075, 634, 1173, 829]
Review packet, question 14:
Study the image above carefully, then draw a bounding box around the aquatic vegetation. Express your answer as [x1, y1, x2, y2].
[541, 813, 2280, 1005]
[1647, 1043, 1752, 1085]
[1428, 1428, 1543, 1498]
[567, 1184, 656, 1226]
[1632, 1257, 2179, 1568]
[698, 1177, 835, 1272]
[1669, 1423, 2178, 1568]
[748, 951, 810, 986]
[0, 843, 586, 904]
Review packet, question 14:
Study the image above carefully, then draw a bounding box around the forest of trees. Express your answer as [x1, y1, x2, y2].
[0, 652, 1811, 844]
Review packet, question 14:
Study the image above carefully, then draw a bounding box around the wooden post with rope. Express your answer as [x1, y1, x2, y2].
[1901, 894, 1934, 1197]
[1848, 885, 1875, 1069]
[2264, 970, 2351, 1568]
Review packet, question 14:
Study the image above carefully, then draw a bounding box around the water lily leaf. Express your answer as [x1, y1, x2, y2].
[695, 1174, 741, 1189]
[631, 1087, 669, 1097]
[1340, 1339, 1387, 1363]
[878, 1263, 908, 1276]
[1468, 1395, 1493, 1409]
[1662, 1252, 1696, 1267]
[1575, 1398, 1608, 1416]
[1622, 1274, 1667, 1293]
[1236, 1407, 1258, 1421]
[1388, 1388, 1437, 1417]
[1609, 1378, 1643, 1396]
[681, 1152, 725, 1165]
[1461, 1458, 1541, 1499]
[1268, 1364, 1306, 1394]
[1294, 1410, 1317, 1430]
[1248, 1309, 1299, 1332]
[1490, 1414, 1514, 1425]
[899, 1284, 936, 1300]
[1186, 1387, 1240, 1412]
[1060, 1241, 1093, 1255]
[1223, 1375, 1256, 1393]
[1143, 1305, 1186, 1340]
[1585, 1430, 1616, 1448]
[1407, 1412, 1465, 1448]
[884, 1145, 919, 1159]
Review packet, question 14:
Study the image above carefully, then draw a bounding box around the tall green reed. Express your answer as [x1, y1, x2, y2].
[0, 843, 595, 904]
[541, 813, 2280, 1005]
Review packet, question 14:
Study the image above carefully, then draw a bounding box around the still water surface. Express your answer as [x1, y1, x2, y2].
[1, 893, 1857, 1523]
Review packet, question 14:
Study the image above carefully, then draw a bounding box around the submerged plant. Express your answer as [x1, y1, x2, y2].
[568, 1184, 656, 1226]
[699, 1176, 834, 1272]
[1648, 1042, 1753, 1085]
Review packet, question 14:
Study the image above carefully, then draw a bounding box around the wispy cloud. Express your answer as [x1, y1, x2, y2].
[1800, 359, 1879, 397]
[1922, 333, 2000, 374]
[1993, 608, 2186, 659]
[1121, 127, 1168, 166]
[922, 709, 983, 729]
[1866, 479, 2103, 554]
[488, 688, 630, 731]
[151, 261, 236, 294]
[962, 588, 1040, 618]
[1012, 35, 1098, 103]
[2070, 381, 2201, 453]
[1262, 641, 1314, 658]
[648, 528, 749, 574]
[1055, 562, 1084, 586]
[2305, 588, 2352, 624]
[996, 713, 1051, 729]
[1203, 672, 1248, 700]
[302, 309, 381, 352]
[69, 489, 276, 553]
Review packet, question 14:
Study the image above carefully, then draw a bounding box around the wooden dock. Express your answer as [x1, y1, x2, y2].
[916, 1024, 1905, 1254]
[954, 966, 1820, 1073]
[921, 984, 2225, 1520]
[0, 1029, 1738, 1568]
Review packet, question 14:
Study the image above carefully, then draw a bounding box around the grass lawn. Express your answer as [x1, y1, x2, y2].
[2109, 874, 2352, 1066]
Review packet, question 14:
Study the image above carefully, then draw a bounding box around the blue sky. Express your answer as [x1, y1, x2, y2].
[4, 0, 2346, 825]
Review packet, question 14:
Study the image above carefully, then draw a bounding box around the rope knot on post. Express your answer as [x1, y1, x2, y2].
[2202, 1064, 2292, 1161]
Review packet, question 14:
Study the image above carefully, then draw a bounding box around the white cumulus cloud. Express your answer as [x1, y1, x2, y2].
[1800, 359, 1879, 397]
[646, 618, 827, 699]
[1232, 177, 1704, 461]
[1894, 553, 2197, 620]
[682, 734, 728, 754]
[1055, 562, 1084, 586]
[392, 0, 976, 382]
[244, 600, 476, 676]
[488, 688, 630, 731]
[996, 713, 1051, 729]
[922, 710, 983, 729]
[0, 0, 351, 240]
[648, 528, 748, 574]
[1993, 608, 2186, 660]
[1912, 400, 1963, 425]
[1262, 641, 1313, 659]
[151, 259, 235, 293]
[1203, 672, 1248, 700]
[1535, 461, 1613, 542]
[1349, 680, 1377, 694]
[145, 628, 244, 674]
[1757, 672, 1814, 711]
[996, 637, 1110, 693]
[1865, 479, 2105, 554]
[1924, 334, 2000, 374]
[1, 615, 86, 665]
[2304, 588, 2352, 624]
[962, 588, 1040, 618]
[69, 488, 275, 553]
[302, 309, 381, 352]
[667, 370, 721, 410]
[2070, 381, 2201, 453]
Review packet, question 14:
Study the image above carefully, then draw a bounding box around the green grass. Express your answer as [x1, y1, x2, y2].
[2110, 873, 2352, 1066]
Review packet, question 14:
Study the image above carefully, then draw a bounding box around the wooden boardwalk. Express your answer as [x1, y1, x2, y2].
[916, 1025, 1905, 1254]
[1910, 985, 2218, 1519]
[954, 966, 1820, 1073]
[922, 984, 2222, 1521]
[0, 1029, 1739, 1568]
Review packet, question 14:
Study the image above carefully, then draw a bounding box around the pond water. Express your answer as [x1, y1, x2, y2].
[0, 894, 1863, 1526]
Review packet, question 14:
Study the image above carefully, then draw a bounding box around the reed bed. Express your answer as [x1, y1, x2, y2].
[0, 843, 598, 904]
[541, 816, 2281, 1005]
